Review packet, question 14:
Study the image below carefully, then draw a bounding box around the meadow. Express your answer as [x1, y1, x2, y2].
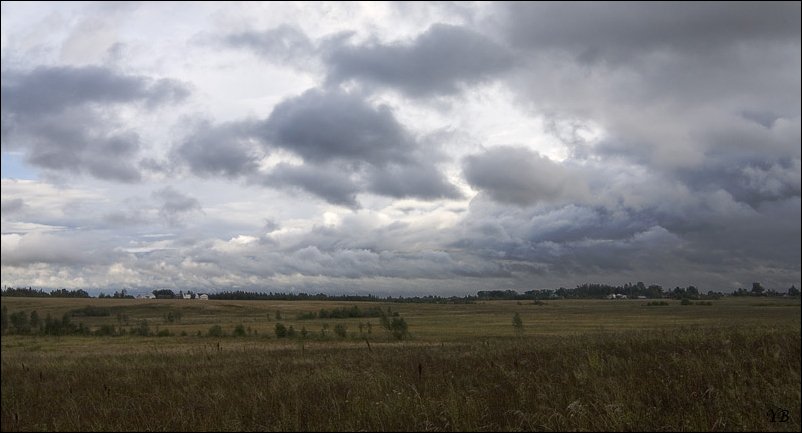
[1, 296, 800, 431]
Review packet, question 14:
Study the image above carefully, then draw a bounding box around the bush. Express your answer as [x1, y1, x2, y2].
[680, 298, 692, 305]
[233, 324, 247, 337]
[207, 325, 224, 337]
[274, 323, 288, 338]
[164, 311, 182, 323]
[379, 310, 410, 340]
[334, 323, 348, 338]
[94, 324, 117, 336]
[132, 320, 151, 337]
[388, 317, 408, 340]
[512, 313, 523, 334]
[69, 306, 111, 317]
[10, 311, 30, 334]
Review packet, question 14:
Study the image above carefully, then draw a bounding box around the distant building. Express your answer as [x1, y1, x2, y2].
[198, 294, 209, 300]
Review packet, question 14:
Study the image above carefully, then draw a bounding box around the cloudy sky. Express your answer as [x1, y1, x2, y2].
[1, 2, 799, 295]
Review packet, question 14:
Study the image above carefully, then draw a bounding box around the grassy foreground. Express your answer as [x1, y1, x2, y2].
[1, 297, 800, 431]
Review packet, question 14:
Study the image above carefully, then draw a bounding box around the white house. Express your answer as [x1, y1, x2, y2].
[198, 294, 209, 300]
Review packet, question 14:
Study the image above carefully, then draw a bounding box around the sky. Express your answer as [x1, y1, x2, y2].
[1, 2, 800, 296]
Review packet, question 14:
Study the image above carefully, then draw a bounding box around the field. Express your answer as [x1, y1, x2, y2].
[1, 296, 800, 431]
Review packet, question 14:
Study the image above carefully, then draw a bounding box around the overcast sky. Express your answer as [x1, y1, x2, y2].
[1, 2, 800, 295]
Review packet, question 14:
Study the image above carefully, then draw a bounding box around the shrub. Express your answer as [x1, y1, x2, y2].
[10, 311, 30, 334]
[334, 323, 348, 338]
[132, 320, 151, 337]
[207, 325, 224, 337]
[233, 324, 247, 337]
[164, 311, 182, 323]
[69, 306, 111, 317]
[94, 324, 117, 336]
[512, 313, 523, 334]
[389, 317, 408, 340]
[274, 323, 288, 338]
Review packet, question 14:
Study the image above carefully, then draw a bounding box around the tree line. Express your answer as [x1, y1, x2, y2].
[479, 282, 799, 300]
[3, 282, 798, 301]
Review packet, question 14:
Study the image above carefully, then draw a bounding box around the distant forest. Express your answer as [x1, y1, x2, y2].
[1, 282, 798, 301]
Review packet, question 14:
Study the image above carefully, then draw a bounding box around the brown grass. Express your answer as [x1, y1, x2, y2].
[1, 297, 799, 431]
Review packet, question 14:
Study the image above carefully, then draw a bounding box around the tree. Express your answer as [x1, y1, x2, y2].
[751, 282, 765, 296]
[787, 285, 799, 297]
[152, 289, 175, 299]
[512, 312, 523, 335]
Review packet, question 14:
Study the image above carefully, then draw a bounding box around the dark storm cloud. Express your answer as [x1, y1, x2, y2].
[0, 65, 188, 115]
[467, 2, 801, 290]
[463, 147, 589, 206]
[22, 113, 144, 182]
[262, 163, 360, 209]
[323, 23, 515, 96]
[152, 187, 202, 226]
[254, 88, 460, 205]
[224, 25, 316, 68]
[174, 120, 263, 178]
[500, 2, 801, 62]
[223, 23, 514, 97]
[263, 88, 415, 165]
[671, 157, 802, 210]
[366, 162, 462, 200]
[0, 65, 189, 182]
[164, 89, 460, 206]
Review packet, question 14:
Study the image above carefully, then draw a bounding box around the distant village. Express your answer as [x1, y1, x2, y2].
[142, 289, 208, 300]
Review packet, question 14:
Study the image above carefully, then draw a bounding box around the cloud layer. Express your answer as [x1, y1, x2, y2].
[1, 2, 799, 294]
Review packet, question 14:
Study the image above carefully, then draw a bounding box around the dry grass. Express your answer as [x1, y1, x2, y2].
[1, 297, 800, 431]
